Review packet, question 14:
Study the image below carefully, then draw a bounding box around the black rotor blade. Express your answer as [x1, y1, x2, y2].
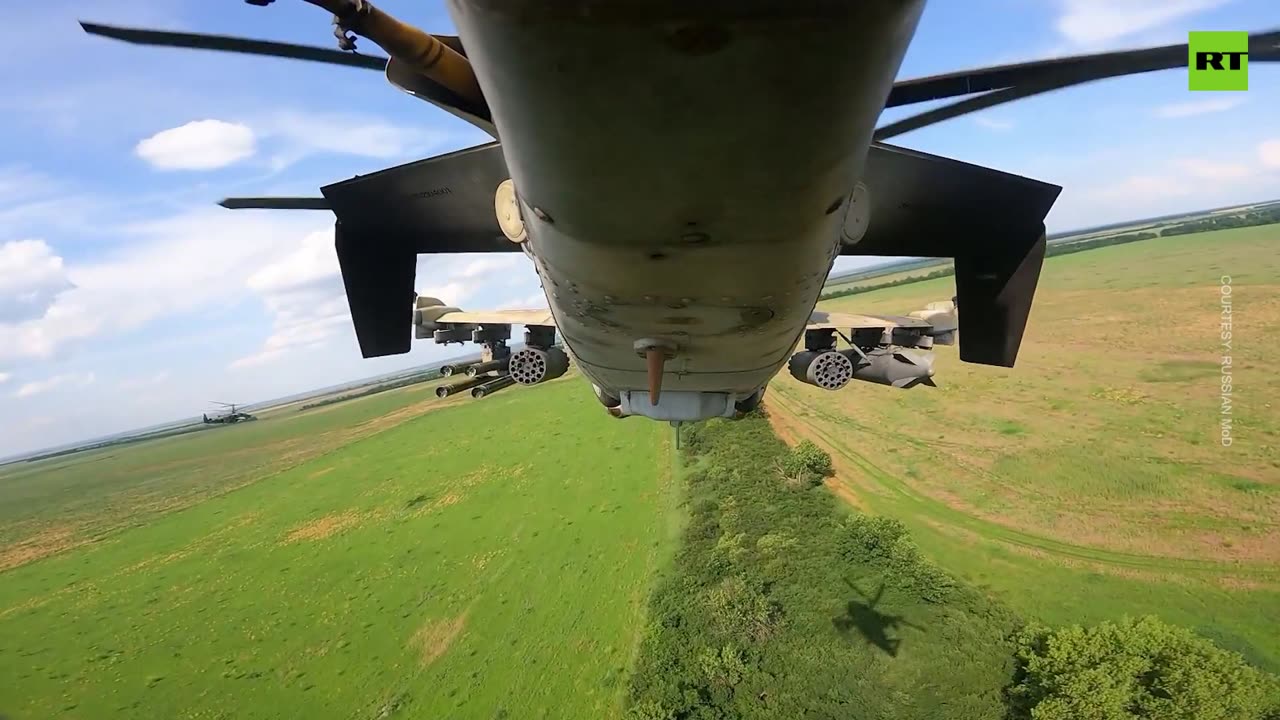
[220, 197, 331, 210]
[79, 21, 388, 71]
[876, 85, 1036, 141]
[886, 28, 1280, 108]
[879, 31, 1280, 139]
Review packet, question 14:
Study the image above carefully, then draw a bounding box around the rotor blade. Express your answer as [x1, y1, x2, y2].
[220, 197, 331, 210]
[79, 21, 388, 71]
[876, 85, 1032, 141]
[878, 39, 1280, 140]
[885, 28, 1280, 108]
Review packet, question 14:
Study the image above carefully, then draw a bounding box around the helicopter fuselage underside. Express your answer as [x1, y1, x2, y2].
[446, 0, 926, 415]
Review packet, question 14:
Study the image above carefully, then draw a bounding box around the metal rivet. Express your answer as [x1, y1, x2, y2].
[680, 297, 693, 304]
[642, 295, 654, 302]
[681, 232, 710, 244]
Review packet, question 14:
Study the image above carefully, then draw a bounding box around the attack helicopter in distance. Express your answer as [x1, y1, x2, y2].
[202, 402, 256, 425]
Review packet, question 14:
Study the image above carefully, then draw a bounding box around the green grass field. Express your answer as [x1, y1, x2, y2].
[769, 225, 1280, 670]
[0, 377, 676, 719]
[3, 224, 1278, 718]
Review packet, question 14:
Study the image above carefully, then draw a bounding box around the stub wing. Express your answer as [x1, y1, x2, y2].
[807, 310, 929, 331]
[414, 294, 555, 327]
[430, 308, 556, 327]
[807, 300, 958, 344]
[414, 296, 570, 400]
[413, 296, 556, 342]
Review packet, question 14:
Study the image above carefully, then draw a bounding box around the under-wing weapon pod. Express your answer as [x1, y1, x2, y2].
[789, 301, 956, 392]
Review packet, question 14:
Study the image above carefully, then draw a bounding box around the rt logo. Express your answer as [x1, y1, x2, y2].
[1189, 31, 1248, 91]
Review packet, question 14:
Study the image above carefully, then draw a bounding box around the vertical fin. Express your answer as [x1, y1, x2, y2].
[953, 227, 1045, 367]
[334, 220, 418, 358]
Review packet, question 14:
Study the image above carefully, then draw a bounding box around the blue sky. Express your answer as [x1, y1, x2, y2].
[1, 0, 1278, 457]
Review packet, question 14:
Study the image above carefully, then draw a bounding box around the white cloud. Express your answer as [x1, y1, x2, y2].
[1260, 139, 1280, 168]
[498, 291, 550, 311]
[0, 239, 74, 323]
[246, 229, 340, 297]
[232, 230, 349, 369]
[1083, 155, 1259, 206]
[1088, 173, 1194, 203]
[116, 371, 171, 391]
[0, 166, 106, 237]
[1154, 96, 1245, 118]
[14, 371, 95, 399]
[0, 192, 532, 374]
[1172, 158, 1252, 181]
[134, 112, 473, 176]
[253, 111, 463, 172]
[136, 120, 257, 171]
[973, 116, 1014, 131]
[0, 165, 61, 204]
[0, 371, 10, 384]
[1059, 146, 1277, 230]
[1054, 0, 1227, 47]
[0, 208, 325, 362]
[230, 246, 531, 370]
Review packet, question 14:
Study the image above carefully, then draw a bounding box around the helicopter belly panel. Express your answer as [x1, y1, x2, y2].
[445, 0, 924, 398]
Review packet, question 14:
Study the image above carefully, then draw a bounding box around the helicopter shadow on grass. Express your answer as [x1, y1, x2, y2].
[831, 578, 923, 657]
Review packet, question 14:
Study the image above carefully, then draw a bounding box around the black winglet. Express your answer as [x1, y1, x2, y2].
[954, 228, 1045, 367]
[335, 221, 417, 358]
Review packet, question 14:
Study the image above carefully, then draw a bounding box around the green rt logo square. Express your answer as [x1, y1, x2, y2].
[1189, 31, 1248, 91]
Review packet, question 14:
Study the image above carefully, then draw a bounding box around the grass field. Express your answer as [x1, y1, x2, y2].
[768, 224, 1280, 670]
[4, 223, 1278, 718]
[0, 376, 676, 719]
[822, 260, 952, 295]
[0, 379, 463, 567]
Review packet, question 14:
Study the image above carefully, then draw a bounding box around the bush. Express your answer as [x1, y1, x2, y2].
[680, 422, 708, 456]
[696, 644, 748, 688]
[705, 575, 783, 642]
[1008, 616, 1280, 720]
[840, 514, 910, 559]
[778, 440, 834, 487]
[840, 515, 955, 603]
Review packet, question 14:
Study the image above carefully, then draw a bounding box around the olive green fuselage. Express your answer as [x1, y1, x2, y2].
[448, 0, 925, 412]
